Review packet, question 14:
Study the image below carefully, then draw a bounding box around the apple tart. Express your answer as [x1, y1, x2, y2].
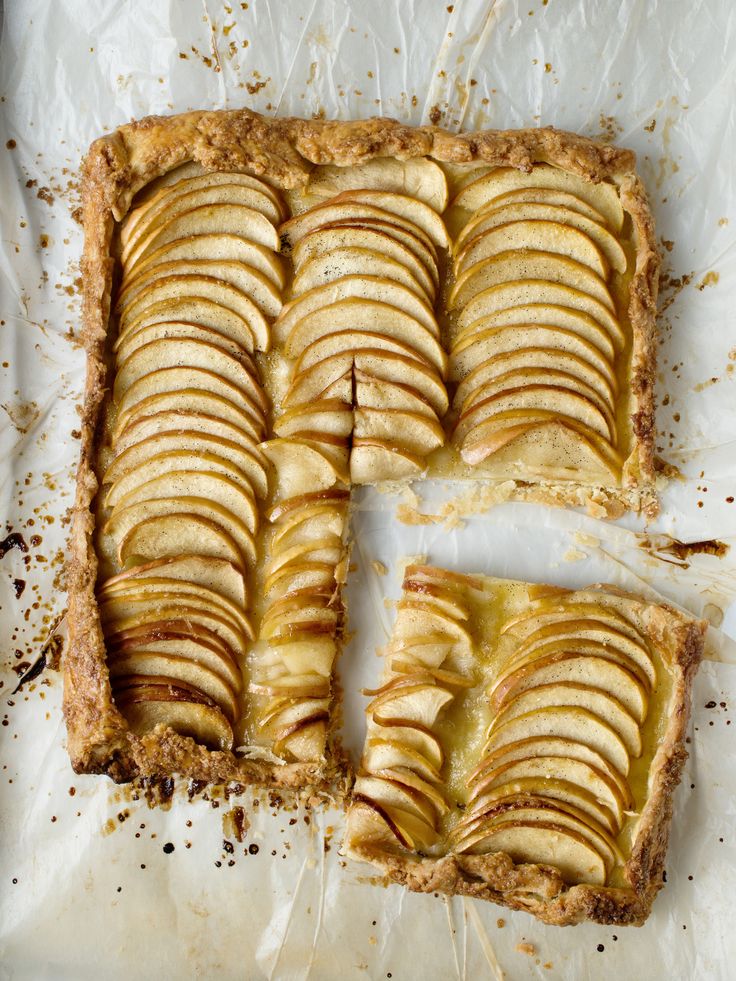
[344, 565, 705, 925]
[67, 109, 658, 786]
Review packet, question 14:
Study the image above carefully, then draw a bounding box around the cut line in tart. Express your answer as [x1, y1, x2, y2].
[343, 565, 705, 926]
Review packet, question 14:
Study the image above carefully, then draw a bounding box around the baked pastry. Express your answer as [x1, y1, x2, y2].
[67, 109, 658, 785]
[343, 565, 705, 925]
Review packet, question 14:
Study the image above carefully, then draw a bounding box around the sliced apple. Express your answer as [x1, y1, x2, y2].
[456, 280, 622, 338]
[116, 276, 270, 352]
[393, 602, 473, 654]
[102, 598, 247, 656]
[291, 247, 432, 303]
[348, 796, 438, 852]
[451, 165, 624, 233]
[460, 414, 623, 475]
[122, 233, 286, 291]
[327, 191, 449, 249]
[109, 469, 258, 534]
[125, 201, 280, 270]
[363, 738, 442, 785]
[468, 735, 633, 811]
[116, 511, 246, 572]
[121, 175, 284, 253]
[454, 386, 615, 444]
[276, 275, 438, 344]
[326, 217, 440, 287]
[272, 508, 347, 553]
[352, 774, 438, 828]
[283, 298, 447, 377]
[113, 408, 261, 456]
[455, 203, 627, 273]
[112, 388, 265, 445]
[289, 229, 436, 306]
[502, 603, 646, 646]
[355, 370, 436, 419]
[370, 718, 444, 770]
[279, 201, 439, 256]
[306, 157, 448, 211]
[478, 187, 606, 224]
[373, 766, 450, 818]
[115, 685, 233, 751]
[350, 439, 426, 483]
[266, 536, 343, 578]
[102, 496, 256, 565]
[261, 437, 349, 497]
[99, 554, 246, 608]
[292, 330, 433, 378]
[258, 696, 331, 732]
[108, 651, 238, 721]
[484, 706, 630, 777]
[263, 561, 338, 599]
[401, 580, 469, 620]
[353, 407, 444, 455]
[491, 683, 641, 758]
[449, 251, 614, 312]
[112, 337, 265, 407]
[115, 320, 255, 369]
[273, 400, 353, 440]
[368, 683, 454, 729]
[114, 364, 268, 426]
[117, 260, 282, 319]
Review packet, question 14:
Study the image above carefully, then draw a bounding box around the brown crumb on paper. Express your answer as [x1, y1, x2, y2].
[517, 942, 536, 956]
[371, 560, 387, 576]
[697, 271, 719, 290]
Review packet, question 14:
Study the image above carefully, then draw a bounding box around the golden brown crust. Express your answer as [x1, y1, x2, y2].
[346, 585, 705, 926]
[68, 108, 659, 787]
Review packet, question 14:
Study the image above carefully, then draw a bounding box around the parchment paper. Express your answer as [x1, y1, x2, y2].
[1, 1, 735, 978]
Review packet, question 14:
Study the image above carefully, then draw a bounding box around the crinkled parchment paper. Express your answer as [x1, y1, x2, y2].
[1, 1, 736, 978]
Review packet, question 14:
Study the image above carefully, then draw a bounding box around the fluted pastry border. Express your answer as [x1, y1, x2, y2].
[67, 109, 660, 789]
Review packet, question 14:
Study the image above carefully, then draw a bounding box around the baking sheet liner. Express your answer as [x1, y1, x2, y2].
[1, 1, 735, 977]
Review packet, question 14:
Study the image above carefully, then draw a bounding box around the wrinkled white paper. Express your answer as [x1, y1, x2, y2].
[1, 1, 735, 978]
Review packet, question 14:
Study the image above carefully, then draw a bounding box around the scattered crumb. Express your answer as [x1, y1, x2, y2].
[697, 271, 719, 290]
[563, 548, 587, 563]
[371, 560, 387, 576]
[517, 942, 536, 956]
[496, 918, 505, 928]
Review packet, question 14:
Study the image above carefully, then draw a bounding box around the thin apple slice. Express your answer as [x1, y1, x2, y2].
[108, 651, 238, 721]
[109, 635, 242, 698]
[489, 652, 648, 725]
[456, 279, 622, 337]
[328, 191, 449, 248]
[114, 685, 233, 751]
[373, 766, 450, 817]
[368, 683, 454, 729]
[117, 259, 282, 319]
[100, 555, 246, 608]
[122, 233, 286, 291]
[354, 351, 449, 415]
[355, 370, 436, 419]
[121, 175, 284, 252]
[114, 511, 244, 573]
[350, 439, 426, 483]
[455, 386, 614, 444]
[115, 319, 253, 365]
[266, 535, 343, 577]
[104, 448, 262, 511]
[451, 165, 624, 232]
[510, 627, 656, 688]
[449, 251, 614, 312]
[454, 301, 624, 355]
[110, 469, 258, 534]
[455, 220, 608, 279]
[263, 561, 338, 599]
[112, 338, 266, 407]
[261, 587, 337, 622]
[453, 344, 617, 412]
[125, 202, 280, 270]
[403, 565, 492, 597]
[460, 413, 622, 475]
[250, 672, 330, 699]
[383, 634, 455, 670]
[491, 682, 641, 758]
[485, 706, 630, 777]
[370, 718, 444, 770]
[290, 228, 436, 305]
[258, 696, 331, 731]
[306, 157, 448, 211]
[352, 774, 438, 828]
[364, 738, 442, 785]
[273, 715, 329, 761]
[293, 330, 433, 377]
[99, 574, 252, 639]
[348, 796, 439, 852]
[271, 500, 347, 546]
[291, 248, 431, 303]
[261, 437, 349, 497]
[267, 488, 350, 523]
[502, 603, 646, 646]
[113, 388, 265, 446]
[283, 298, 448, 377]
[400, 584, 469, 624]
[468, 735, 633, 811]
[102, 495, 257, 566]
[266, 637, 336, 678]
[455, 203, 627, 273]
[279, 201, 439, 256]
[477, 187, 606, 224]
[117, 276, 270, 353]
[115, 364, 268, 426]
[112, 409, 262, 460]
[260, 606, 337, 643]
[273, 400, 353, 440]
[394, 601, 473, 653]
[353, 407, 444, 455]
[458, 368, 615, 433]
[326, 218, 440, 287]
[100, 590, 249, 649]
[467, 754, 625, 830]
[276, 275, 438, 343]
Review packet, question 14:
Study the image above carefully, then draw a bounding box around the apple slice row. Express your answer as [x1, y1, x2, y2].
[276, 184, 451, 482]
[451, 587, 655, 885]
[99, 166, 287, 751]
[345, 566, 480, 855]
[250, 438, 352, 762]
[447, 164, 629, 478]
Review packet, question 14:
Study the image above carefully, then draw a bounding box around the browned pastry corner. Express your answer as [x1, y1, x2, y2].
[67, 108, 660, 789]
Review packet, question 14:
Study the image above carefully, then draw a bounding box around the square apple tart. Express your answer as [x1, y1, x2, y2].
[67, 109, 658, 786]
[343, 565, 705, 925]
